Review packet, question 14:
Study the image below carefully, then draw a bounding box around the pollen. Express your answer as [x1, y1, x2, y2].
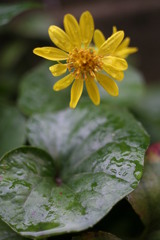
[67, 48, 103, 79]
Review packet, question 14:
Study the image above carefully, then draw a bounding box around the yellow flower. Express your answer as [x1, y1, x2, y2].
[94, 26, 138, 59]
[33, 11, 130, 108]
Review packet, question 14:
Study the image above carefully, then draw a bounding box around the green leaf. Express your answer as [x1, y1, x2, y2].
[132, 85, 160, 142]
[100, 66, 145, 107]
[128, 143, 160, 239]
[72, 231, 122, 240]
[0, 219, 28, 240]
[0, 105, 26, 157]
[18, 62, 69, 116]
[0, 2, 41, 26]
[0, 107, 149, 238]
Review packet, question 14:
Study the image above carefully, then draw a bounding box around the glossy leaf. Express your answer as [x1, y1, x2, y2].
[0, 2, 41, 26]
[132, 85, 160, 142]
[18, 62, 69, 116]
[0, 105, 26, 157]
[128, 143, 160, 240]
[0, 106, 149, 238]
[0, 219, 28, 240]
[72, 231, 122, 240]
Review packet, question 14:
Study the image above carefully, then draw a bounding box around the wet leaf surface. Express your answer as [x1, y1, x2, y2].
[0, 106, 148, 238]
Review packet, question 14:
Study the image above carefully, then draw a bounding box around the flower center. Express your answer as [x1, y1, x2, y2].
[67, 48, 103, 80]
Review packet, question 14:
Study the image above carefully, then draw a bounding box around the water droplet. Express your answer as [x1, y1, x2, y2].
[17, 171, 23, 176]
[122, 171, 127, 177]
[134, 171, 142, 180]
[111, 168, 117, 174]
[24, 162, 37, 174]
[131, 181, 138, 189]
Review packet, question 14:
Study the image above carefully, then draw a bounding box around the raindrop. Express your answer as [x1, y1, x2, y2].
[16, 171, 23, 176]
[134, 171, 142, 181]
[131, 181, 138, 189]
[122, 172, 127, 177]
[111, 168, 117, 174]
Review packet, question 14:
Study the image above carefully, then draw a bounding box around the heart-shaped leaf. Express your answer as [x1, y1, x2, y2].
[128, 143, 160, 239]
[0, 219, 28, 240]
[18, 63, 145, 116]
[0, 105, 26, 157]
[0, 2, 41, 26]
[0, 106, 149, 238]
[0, 107, 148, 237]
[72, 231, 122, 240]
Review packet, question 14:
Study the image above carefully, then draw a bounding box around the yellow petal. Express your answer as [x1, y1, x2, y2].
[112, 26, 117, 34]
[80, 11, 94, 47]
[33, 47, 68, 61]
[48, 25, 74, 52]
[103, 64, 124, 81]
[102, 56, 128, 71]
[53, 73, 74, 91]
[94, 29, 105, 48]
[64, 14, 81, 48]
[85, 76, 100, 105]
[116, 37, 130, 51]
[96, 72, 119, 96]
[49, 64, 67, 76]
[70, 79, 83, 108]
[98, 31, 124, 56]
[115, 47, 138, 58]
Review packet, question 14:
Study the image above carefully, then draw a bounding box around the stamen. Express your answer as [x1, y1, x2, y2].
[67, 47, 103, 80]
